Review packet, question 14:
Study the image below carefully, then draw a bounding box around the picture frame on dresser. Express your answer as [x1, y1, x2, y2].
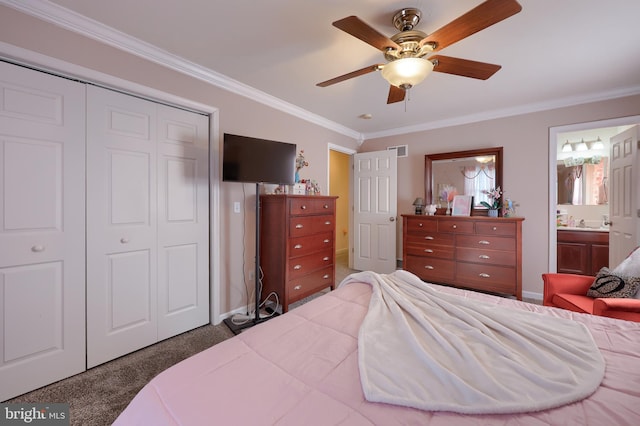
[451, 195, 473, 216]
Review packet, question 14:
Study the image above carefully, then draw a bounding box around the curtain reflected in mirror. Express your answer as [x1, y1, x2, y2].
[557, 157, 608, 205]
[433, 157, 495, 207]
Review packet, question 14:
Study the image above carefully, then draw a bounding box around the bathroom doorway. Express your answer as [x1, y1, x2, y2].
[549, 115, 640, 272]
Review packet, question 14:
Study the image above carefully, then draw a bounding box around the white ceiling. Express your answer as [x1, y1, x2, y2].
[10, 0, 640, 139]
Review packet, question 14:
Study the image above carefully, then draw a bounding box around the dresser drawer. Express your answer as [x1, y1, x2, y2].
[289, 215, 335, 237]
[405, 255, 455, 282]
[456, 263, 516, 294]
[289, 198, 335, 216]
[286, 266, 334, 303]
[404, 243, 455, 259]
[288, 249, 334, 279]
[405, 217, 438, 233]
[456, 247, 516, 266]
[288, 233, 333, 257]
[438, 220, 474, 234]
[456, 234, 515, 251]
[405, 232, 454, 246]
[475, 221, 516, 237]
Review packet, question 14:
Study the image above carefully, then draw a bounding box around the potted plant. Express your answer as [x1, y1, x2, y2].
[480, 186, 502, 217]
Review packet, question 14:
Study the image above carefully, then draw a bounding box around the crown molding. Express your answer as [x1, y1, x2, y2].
[363, 84, 640, 140]
[1, 0, 362, 141]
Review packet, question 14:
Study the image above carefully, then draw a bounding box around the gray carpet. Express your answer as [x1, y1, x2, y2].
[5, 254, 358, 425]
[6, 324, 235, 426]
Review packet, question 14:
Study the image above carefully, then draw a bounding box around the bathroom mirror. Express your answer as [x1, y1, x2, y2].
[557, 157, 609, 205]
[425, 147, 503, 214]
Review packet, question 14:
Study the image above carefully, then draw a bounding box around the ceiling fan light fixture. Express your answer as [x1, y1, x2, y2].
[381, 57, 434, 89]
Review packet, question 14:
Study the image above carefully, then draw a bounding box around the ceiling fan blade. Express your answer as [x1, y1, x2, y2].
[431, 55, 501, 80]
[420, 0, 522, 51]
[387, 85, 405, 104]
[316, 64, 382, 87]
[333, 16, 401, 52]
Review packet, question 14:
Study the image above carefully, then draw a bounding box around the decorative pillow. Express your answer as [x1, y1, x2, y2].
[611, 246, 640, 299]
[587, 267, 640, 299]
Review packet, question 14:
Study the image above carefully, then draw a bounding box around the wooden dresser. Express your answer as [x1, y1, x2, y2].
[260, 195, 338, 312]
[402, 215, 524, 300]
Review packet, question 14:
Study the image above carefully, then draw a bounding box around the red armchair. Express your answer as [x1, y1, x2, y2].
[542, 273, 640, 322]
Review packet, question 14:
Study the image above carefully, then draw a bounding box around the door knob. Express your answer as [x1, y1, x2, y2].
[389, 217, 395, 222]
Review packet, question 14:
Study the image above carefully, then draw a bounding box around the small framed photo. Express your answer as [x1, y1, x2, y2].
[452, 195, 473, 216]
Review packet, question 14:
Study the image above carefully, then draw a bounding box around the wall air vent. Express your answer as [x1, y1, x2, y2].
[387, 145, 408, 158]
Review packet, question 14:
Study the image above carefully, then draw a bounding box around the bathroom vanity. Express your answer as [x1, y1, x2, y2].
[557, 228, 609, 276]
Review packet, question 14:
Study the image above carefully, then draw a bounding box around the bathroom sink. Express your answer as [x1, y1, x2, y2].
[557, 226, 609, 232]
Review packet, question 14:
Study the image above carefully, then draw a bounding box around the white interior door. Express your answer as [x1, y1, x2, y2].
[353, 150, 398, 273]
[87, 86, 158, 367]
[609, 125, 639, 267]
[157, 105, 209, 339]
[0, 62, 86, 400]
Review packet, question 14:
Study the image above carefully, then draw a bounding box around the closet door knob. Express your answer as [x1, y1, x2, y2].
[31, 245, 45, 252]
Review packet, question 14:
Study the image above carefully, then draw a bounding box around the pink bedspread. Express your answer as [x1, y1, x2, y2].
[114, 281, 640, 425]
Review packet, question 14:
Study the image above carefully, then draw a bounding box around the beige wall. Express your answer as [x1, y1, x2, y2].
[0, 6, 360, 319]
[360, 96, 640, 296]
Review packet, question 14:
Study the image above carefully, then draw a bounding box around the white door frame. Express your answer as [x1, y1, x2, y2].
[548, 115, 640, 272]
[0, 43, 223, 324]
[328, 143, 357, 268]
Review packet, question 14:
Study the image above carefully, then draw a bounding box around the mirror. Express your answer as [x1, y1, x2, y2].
[557, 157, 609, 205]
[425, 147, 503, 215]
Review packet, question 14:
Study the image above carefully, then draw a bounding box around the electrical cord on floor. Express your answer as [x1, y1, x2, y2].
[229, 267, 280, 325]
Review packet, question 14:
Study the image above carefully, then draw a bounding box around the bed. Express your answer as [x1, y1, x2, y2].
[114, 271, 640, 425]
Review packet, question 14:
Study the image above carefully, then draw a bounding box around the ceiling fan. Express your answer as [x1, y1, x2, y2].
[317, 0, 522, 104]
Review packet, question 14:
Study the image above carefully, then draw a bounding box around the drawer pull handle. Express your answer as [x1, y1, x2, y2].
[323, 274, 330, 279]
[492, 226, 498, 231]
[301, 205, 307, 210]
[325, 221, 331, 225]
[479, 255, 490, 259]
[424, 265, 434, 270]
[323, 256, 330, 261]
[425, 236, 434, 240]
[452, 225, 457, 229]
[424, 249, 434, 253]
[479, 240, 490, 245]
[294, 244, 302, 249]
[120, 237, 129, 244]
[295, 224, 304, 229]
[324, 204, 329, 209]
[31, 245, 45, 252]
[323, 239, 330, 243]
[479, 273, 491, 278]
[418, 223, 423, 227]
[294, 265, 302, 270]
[293, 285, 302, 290]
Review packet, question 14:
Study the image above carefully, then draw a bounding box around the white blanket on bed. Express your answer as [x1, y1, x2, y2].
[340, 270, 605, 414]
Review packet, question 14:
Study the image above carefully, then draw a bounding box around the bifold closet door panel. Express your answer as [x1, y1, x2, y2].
[0, 61, 86, 400]
[86, 86, 158, 368]
[156, 105, 209, 339]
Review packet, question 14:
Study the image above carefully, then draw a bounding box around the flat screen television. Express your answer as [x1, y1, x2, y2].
[222, 133, 296, 185]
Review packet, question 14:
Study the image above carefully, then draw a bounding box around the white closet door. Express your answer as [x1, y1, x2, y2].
[87, 86, 158, 367]
[0, 62, 85, 400]
[157, 105, 209, 339]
